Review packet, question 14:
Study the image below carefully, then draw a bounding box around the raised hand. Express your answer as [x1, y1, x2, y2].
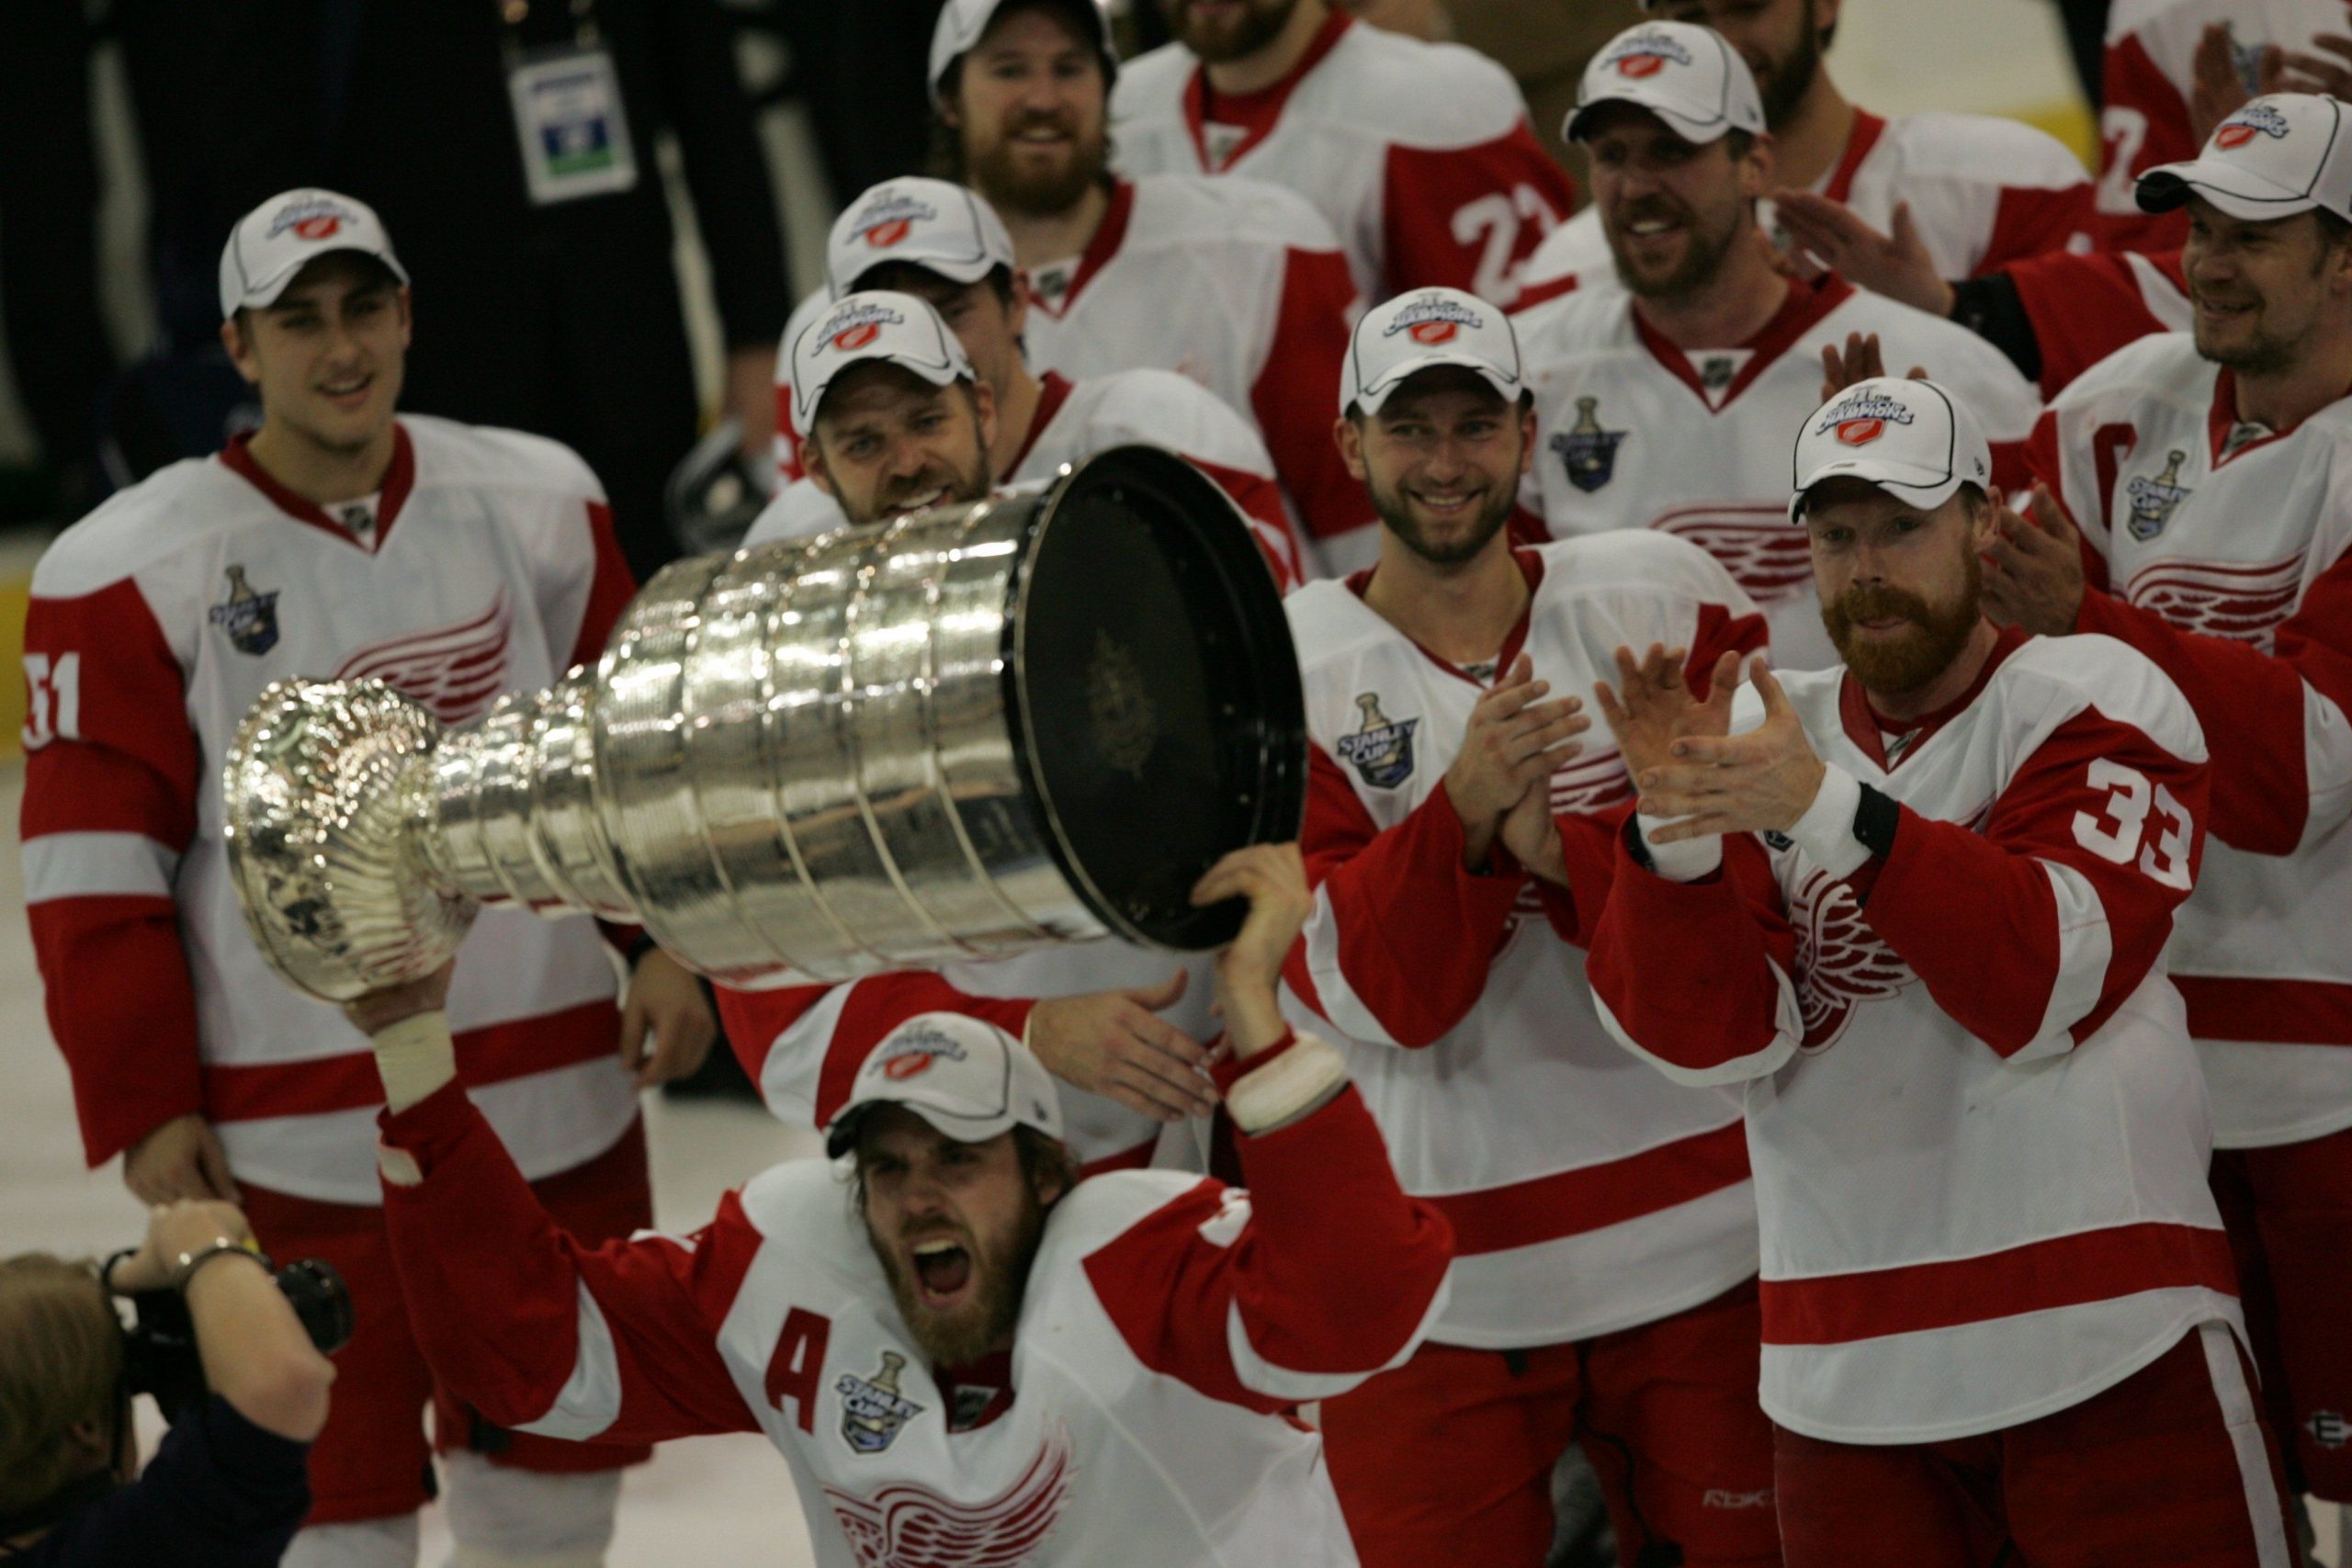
[1443, 651, 1589, 868]
[1026, 971, 1217, 1122]
[1624, 666, 1826, 842]
[1982, 483, 2086, 637]
[2188, 24, 2257, 147]
[1498, 774, 1568, 886]
[1592, 644, 1744, 784]
[619, 947, 720, 1089]
[1192, 844, 1315, 1058]
[1818, 331, 1931, 403]
[1776, 194, 1953, 317]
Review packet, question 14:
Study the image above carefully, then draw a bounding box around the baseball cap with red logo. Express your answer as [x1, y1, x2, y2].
[825, 178, 1018, 295]
[2137, 94, 2352, 223]
[824, 1012, 1065, 1157]
[1342, 288, 1525, 417]
[1789, 378, 1992, 522]
[219, 188, 410, 320]
[929, 0, 1117, 108]
[1566, 21, 1764, 146]
[790, 289, 978, 431]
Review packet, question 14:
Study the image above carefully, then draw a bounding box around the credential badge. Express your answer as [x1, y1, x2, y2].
[1337, 694, 1419, 790]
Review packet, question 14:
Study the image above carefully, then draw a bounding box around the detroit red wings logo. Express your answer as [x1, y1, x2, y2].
[1787, 866, 1915, 1052]
[333, 591, 513, 722]
[2121, 555, 2306, 653]
[1652, 506, 1814, 605]
[824, 1436, 1073, 1568]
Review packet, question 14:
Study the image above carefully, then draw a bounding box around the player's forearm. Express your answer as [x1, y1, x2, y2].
[28, 904, 208, 1164]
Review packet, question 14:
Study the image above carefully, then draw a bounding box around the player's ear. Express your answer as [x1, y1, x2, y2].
[969, 379, 998, 456]
[1335, 412, 1368, 481]
[220, 311, 261, 387]
[1515, 395, 1537, 479]
[805, 437, 839, 500]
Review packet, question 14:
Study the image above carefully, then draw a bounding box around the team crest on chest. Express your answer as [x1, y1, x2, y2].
[838, 1350, 925, 1455]
[2124, 449, 2192, 540]
[1786, 865, 1916, 1053]
[825, 1433, 1074, 1567]
[1337, 694, 1419, 789]
[333, 591, 513, 723]
[209, 565, 281, 656]
[1550, 397, 1627, 493]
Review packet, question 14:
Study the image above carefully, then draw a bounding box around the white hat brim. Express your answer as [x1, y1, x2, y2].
[1788, 458, 1966, 522]
[1354, 355, 1521, 415]
[2136, 157, 2318, 220]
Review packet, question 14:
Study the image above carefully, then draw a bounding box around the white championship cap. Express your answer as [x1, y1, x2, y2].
[1342, 287, 1525, 416]
[219, 188, 410, 320]
[2137, 94, 2352, 224]
[825, 178, 1018, 296]
[789, 289, 978, 431]
[1565, 21, 1765, 146]
[929, 0, 1117, 107]
[1789, 377, 1993, 522]
[824, 1012, 1065, 1157]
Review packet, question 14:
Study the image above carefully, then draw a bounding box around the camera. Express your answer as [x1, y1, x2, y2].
[104, 1252, 356, 1423]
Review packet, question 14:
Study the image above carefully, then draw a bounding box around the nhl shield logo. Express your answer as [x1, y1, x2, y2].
[1549, 396, 1626, 493]
[209, 565, 280, 656]
[838, 1351, 924, 1455]
[2126, 449, 2192, 540]
[1336, 694, 1419, 790]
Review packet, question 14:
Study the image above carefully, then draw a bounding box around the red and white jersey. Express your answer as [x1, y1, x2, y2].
[1512, 274, 2042, 671]
[1281, 536, 1768, 1348]
[20, 417, 640, 1203]
[746, 369, 1306, 588]
[2029, 333, 2352, 1148]
[2001, 247, 2191, 398]
[1109, 9, 1575, 307]
[774, 176, 1367, 568]
[2098, 0, 2342, 251]
[1517, 109, 2092, 304]
[1589, 629, 2237, 1442]
[715, 941, 1228, 1179]
[376, 1055, 1453, 1567]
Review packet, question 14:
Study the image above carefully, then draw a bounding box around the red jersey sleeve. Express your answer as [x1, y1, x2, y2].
[2002, 249, 2183, 398]
[565, 499, 639, 670]
[1252, 245, 1371, 548]
[2094, 31, 2195, 254]
[1379, 127, 1577, 303]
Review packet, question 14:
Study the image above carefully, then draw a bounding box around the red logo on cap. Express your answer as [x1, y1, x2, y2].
[1617, 53, 1666, 78]
[883, 1052, 934, 1081]
[865, 219, 913, 249]
[833, 322, 884, 352]
[1836, 418, 1886, 446]
[2215, 123, 2257, 150]
[1408, 320, 1461, 345]
[293, 215, 343, 240]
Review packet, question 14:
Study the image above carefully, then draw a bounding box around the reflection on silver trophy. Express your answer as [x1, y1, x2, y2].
[220, 446, 1307, 1001]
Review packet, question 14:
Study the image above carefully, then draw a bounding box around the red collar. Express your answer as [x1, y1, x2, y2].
[1837, 622, 2025, 770]
[938, 1349, 1016, 1434]
[1631, 273, 1856, 414]
[1181, 7, 1352, 172]
[2206, 366, 2346, 468]
[1348, 547, 1546, 687]
[218, 423, 416, 554]
[1005, 370, 1077, 475]
[1820, 110, 1888, 204]
[1029, 181, 1135, 321]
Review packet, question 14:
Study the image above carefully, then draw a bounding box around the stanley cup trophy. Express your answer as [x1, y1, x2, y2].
[220, 446, 1307, 1002]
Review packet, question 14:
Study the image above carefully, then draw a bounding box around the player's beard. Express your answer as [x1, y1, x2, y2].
[1606, 191, 1745, 305]
[1822, 547, 1984, 698]
[968, 109, 1107, 220]
[1167, 0, 1300, 63]
[2190, 281, 2302, 378]
[869, 433, 992, 523]
[1750, 0, 1824, 130]
[1366, 464, 1517, 568]
[874, 1188, 1049, 1368]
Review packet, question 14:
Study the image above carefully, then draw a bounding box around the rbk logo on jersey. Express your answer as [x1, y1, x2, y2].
[837, 1351, 925, 1455]
[1383, 295, 1485, 343]
[333, 591, 513, 722]
[852, 193, 938, 250]
[2308, 1410, 2351, 1450]
[1550, 396, 1626, 493]
[1604, 29, 1694, 78]
[2215, 103, 2290, 150]
[825, 1433, 1073, 1566]
[209, 566, 281, 656]
[877, 1025, 968, 1081]
[1338, 694, 1419, 790]
[2124, 449, 2192, 540]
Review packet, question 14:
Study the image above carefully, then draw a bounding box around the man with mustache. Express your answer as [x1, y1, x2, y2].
[788, 291, 1000, 532]
[1107, 0, 1576, 307]
[1516, 0, 2091, 305]
[332, 845, 1455, 1567]
[1993, 93, 2352, 1530]
[746, 177, 1303, 588]
[859, 0, 1369, 567]
[1511, 22, 2041, 671]
[1583, 375, 2294, 1564]
[1280, 288, 1780, 1567]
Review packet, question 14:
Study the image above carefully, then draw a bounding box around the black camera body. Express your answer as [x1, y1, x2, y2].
[110, 1255, 355, 1423]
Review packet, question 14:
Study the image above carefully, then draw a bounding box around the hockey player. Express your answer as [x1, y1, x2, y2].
[747, 179, 1304, 588]
[18, 189, 717, 1568]
[906, 0, 1371, 566]
[1511, 24, 2041, 671]
[1283, 288, 1779, 1568]
[333, 844, 1453, 1568]
[1108, 0, 1577, 306]
[1585, 375, 2291, 1565]
[1516, 1, 2091, 303]
[1993, 95, 2352, 1521]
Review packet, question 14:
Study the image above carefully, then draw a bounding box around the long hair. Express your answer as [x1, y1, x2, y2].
[0, 1255, 122, 1512]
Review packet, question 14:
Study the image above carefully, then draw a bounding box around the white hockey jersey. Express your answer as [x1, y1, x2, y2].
[1109, 9, 1576, 307]
[746, 368, 1305, 588]
[21, 418, 640, 1202]
[1517, 109, 2092, 304]
[376, 1050, 1453, 1567]
[1283, 536, 1768, 1348]
[2029, 333, 2352, 1148]
[773, 176, 1368, 566]
[1589, 629, 2238, 1441]
[1512, 275, 2042, 671]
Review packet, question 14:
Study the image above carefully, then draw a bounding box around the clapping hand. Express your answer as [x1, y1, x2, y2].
[1980, 483, 2086, 637]
[1607, 663, 1826, 843]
